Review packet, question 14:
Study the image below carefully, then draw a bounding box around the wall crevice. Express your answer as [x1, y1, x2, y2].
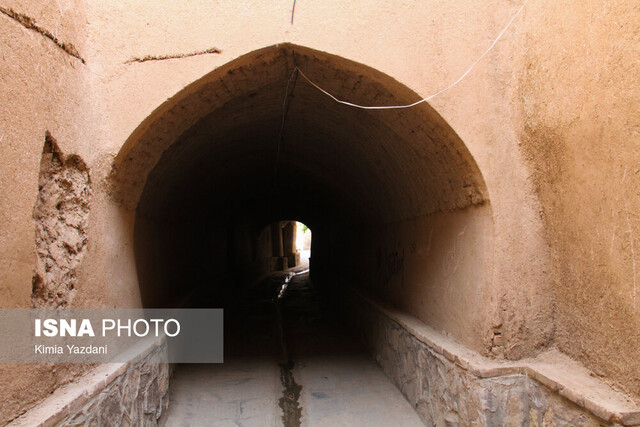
[32, 132, 91, 308]
[124, 47, 222, 64]
[0, 6, 85, 63]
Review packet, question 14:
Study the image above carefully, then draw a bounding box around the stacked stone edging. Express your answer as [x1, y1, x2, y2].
[344, 290, 640, 426]
[9, 338, 169, 427]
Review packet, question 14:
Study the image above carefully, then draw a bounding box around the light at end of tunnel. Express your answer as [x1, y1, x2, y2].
[295, 222, 311, 264]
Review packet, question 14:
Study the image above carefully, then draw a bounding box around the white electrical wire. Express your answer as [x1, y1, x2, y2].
[294, 0, 530, 110]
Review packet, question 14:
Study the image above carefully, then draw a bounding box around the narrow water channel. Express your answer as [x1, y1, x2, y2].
[164, 269, 424, 426]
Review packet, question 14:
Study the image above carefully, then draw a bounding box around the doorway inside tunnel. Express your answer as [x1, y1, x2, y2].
[113, 43, 492, 425]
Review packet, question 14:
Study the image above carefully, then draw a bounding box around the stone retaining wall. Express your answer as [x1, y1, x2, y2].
[343, 291, 640, 426]
[10, 339, 169, 427]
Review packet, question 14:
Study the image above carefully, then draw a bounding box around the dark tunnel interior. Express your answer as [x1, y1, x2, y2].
[121, 45, 491, 352]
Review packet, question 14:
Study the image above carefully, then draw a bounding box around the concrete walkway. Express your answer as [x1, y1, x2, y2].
[164, 270, 424, 426]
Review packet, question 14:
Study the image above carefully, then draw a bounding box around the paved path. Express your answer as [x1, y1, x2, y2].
[164, 270, 424, 426]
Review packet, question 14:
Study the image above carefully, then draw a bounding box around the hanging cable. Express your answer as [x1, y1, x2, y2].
[291, 0, 530, 110]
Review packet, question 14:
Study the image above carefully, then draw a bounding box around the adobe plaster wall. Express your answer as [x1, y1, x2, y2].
[1, 0, 638, 423]
[514, 0, 640, 399]
[352, 207, 496, 355]
[0, 0, 94, 423]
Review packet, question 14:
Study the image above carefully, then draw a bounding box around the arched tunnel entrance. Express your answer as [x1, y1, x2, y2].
[111, 44, 492, 424]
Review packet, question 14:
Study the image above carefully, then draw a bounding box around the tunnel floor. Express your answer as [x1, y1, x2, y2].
[164, 268, 424, 426]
